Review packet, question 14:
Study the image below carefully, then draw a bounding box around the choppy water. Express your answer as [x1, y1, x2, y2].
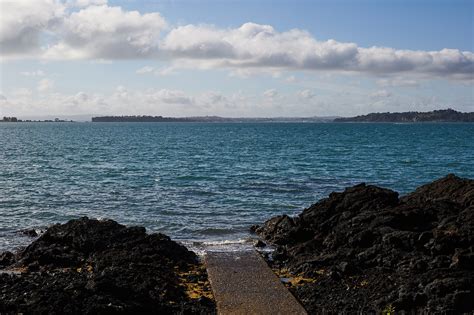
[1, 122, 473, 251]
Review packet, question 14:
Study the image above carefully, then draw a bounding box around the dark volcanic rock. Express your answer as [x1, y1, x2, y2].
[0, 251, 15, 268]
[16, 228, 39, 237]
[0, 217, 216, 314]
[256, 174, 474, 313]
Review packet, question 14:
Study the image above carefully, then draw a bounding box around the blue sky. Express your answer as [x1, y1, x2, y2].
[122, 0, 473, 51]
[0, 0, 473, 118]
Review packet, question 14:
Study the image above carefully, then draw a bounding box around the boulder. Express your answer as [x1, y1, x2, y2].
[256, 174, 474, 313]
[0, 217, 216, 314]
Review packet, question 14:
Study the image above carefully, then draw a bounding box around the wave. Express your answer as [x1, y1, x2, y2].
[181, 238, 256, 255]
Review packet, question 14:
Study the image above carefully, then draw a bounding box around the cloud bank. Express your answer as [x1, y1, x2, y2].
[0, 0, 64, 56]
[3, 83, 471, 119]
[0, 87, 248, 117]
[0, 0, 473, 81]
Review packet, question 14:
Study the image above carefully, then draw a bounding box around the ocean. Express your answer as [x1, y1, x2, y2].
[1, 122, 473, 252]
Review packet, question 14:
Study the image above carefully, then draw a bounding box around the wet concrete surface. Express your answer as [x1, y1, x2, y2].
[205, 250, 307, 315]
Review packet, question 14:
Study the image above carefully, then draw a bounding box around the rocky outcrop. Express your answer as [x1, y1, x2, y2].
[0, 217, 215, 314]
[255, 174, 474, 313]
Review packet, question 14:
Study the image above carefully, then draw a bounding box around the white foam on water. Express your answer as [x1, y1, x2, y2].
[181, 238, 255, 256]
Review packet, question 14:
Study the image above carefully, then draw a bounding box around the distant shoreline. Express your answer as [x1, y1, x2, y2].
[91, 109, 473, 123]
[90, 115, 336, 123]
[0, 117, 74, 123]
[334, 108, 473, 123]
[2, 109, 473, 123]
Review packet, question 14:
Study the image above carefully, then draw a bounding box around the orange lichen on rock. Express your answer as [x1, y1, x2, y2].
[178, 264, 214, 300]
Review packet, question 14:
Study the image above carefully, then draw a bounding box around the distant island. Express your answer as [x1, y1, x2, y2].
[92, 109, 473, 123]
[4, 109, 473, 123]
[91, 115, 336, 123]
[334, 109, 474, 122]
[0, 117, 18, 122]
[0, 117, 73, 123]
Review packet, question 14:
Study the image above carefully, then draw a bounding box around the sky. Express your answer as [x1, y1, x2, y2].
[0, 0, 473, 118]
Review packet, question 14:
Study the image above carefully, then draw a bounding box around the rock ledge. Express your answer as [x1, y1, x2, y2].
[0, 217, 215, 314]
[255, 174, 474, 313]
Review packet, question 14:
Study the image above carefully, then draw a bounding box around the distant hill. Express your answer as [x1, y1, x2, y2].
[19, 114, 94, 122]
[91, 115, 337, 123]
[334, 109, 474, 122]
[92, 116, 196, 122]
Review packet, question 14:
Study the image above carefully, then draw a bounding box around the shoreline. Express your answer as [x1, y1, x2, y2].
[1, 227, 262, 255]
[1, 174, 473, 313]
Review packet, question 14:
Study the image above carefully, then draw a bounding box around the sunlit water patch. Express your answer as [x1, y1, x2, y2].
[1, 122, 473, 251]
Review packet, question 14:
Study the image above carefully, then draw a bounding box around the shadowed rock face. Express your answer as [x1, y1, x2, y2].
[255, 174, 474, 313]
[0, 217, 216, 314]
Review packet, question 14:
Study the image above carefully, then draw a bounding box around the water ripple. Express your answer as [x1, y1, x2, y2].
[0, 122, 473, 251]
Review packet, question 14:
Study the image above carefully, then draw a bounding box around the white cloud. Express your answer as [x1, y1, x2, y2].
[69, 91, 89, 103]
[20, 70, 45, 77]
[369, 89, 392, 99]
[12, 88, 33, 98]
[297, 89, 316, 99]
[150, 89, 194, 105]
[1, 85, 473, 118]
[0, 87, 247, 117]
[154, 66, 176, 76]
[228, 68, 281, 78]
[0, 2, 472, 81]
[376, 78, 419, 88]
[44, 4, 167, 59]
[0, 0, 65, 57]
[135, 65, 176, 76]
[136, 66, 154, 74]
[263, 89, 278, 98]
[161, 23, 473, 80]
[200, 91, 226, 104]
[37, 78, 54, 92]
[68, 0, 107, 8]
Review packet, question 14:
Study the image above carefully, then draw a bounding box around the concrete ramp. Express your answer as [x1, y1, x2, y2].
[205, 251, 307, 315]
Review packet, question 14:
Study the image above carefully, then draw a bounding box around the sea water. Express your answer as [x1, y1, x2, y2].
[1, 122, 473, 251]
